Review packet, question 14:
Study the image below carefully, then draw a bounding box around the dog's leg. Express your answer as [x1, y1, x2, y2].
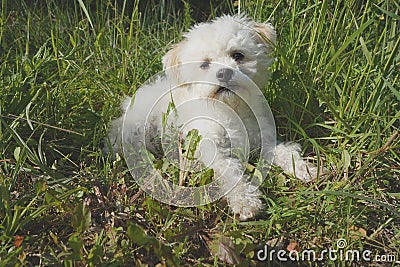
[198, 139, 262, 220]
[273, 142, 318, 181]
[224, 175, 263, 220]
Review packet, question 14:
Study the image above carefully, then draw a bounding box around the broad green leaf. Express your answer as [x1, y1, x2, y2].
[71, 202, 91, 233]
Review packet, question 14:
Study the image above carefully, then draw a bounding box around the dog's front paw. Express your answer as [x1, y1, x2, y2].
[230, 198, 263, 220]
[274, 142, 323, 182]
[227, 184, 263, 220]
[297, 162, 319, 182]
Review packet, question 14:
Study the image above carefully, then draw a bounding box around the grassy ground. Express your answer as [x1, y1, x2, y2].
[0, 0, 399, 266]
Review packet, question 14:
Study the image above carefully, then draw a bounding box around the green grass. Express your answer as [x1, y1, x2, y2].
[0, 0, 399, 266]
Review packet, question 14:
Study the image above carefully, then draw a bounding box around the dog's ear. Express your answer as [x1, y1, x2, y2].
[162, 44, 182, 82]
[162, 44, 181, 69]
[253, 22, 277, 47]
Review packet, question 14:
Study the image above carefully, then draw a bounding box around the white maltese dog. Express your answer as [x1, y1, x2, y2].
[107, 15, 318, 220]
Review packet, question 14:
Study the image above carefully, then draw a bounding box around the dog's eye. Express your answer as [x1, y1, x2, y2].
[232, 52, 245, 62]
[200, 60, 210, 69]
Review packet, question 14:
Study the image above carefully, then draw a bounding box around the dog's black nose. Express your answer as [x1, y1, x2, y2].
[216, 68, 233, 83]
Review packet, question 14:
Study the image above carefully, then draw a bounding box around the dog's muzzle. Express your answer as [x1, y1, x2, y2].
[216, 68, 234, 94]
[216, 68, 233, 83]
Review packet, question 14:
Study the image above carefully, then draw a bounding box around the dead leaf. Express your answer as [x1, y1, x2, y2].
[349, 225, 367, 239]
[266, 236, 285, 249]
[14, 235, 24, 247]
[202, 233, 241, 265]
[216, 236, 241, 265]
[287, 241, 301, 253]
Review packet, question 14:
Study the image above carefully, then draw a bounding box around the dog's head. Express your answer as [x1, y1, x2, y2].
[162, 15, 276, 104]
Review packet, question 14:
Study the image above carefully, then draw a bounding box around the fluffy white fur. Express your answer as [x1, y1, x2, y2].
[107, 15, 318, 220]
